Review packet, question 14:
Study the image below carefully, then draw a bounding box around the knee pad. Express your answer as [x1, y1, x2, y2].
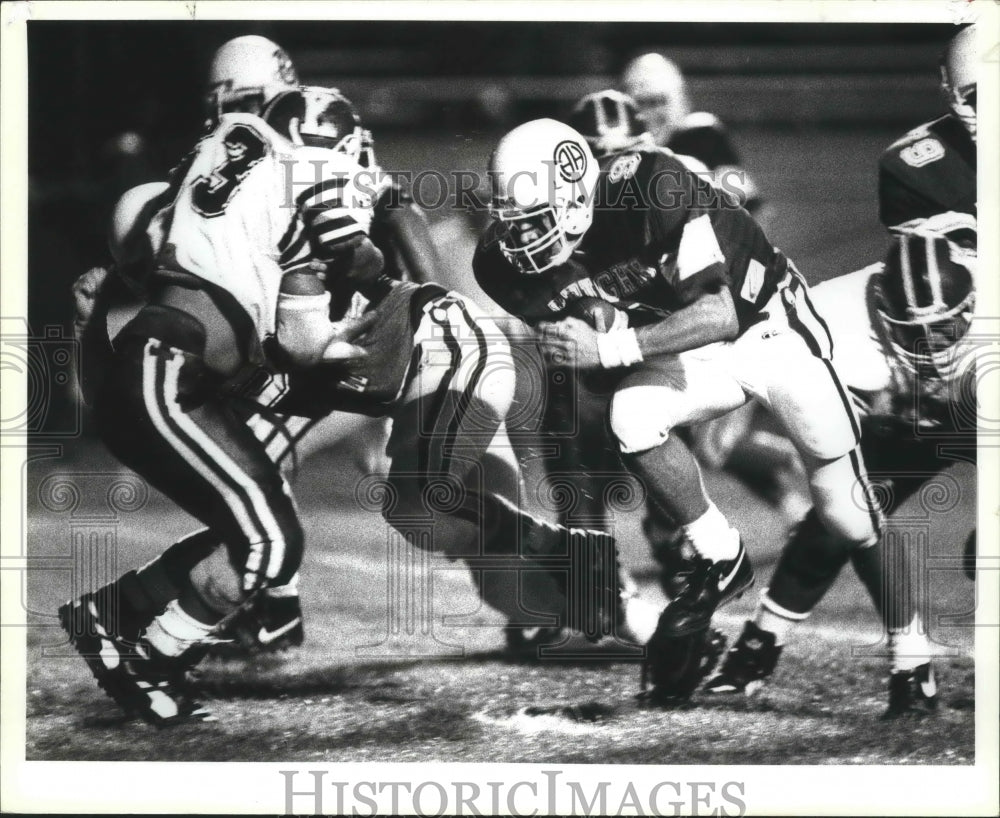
[609, 388, 673, 454]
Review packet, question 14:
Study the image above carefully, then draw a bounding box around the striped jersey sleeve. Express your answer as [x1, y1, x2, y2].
[278, 151, 374, 270]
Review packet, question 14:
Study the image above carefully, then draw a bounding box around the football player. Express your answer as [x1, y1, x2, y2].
[65, 87, 647, 726]
[568, 90, 810, 548]
[473, 119, 881, 703]
[71, 36, 450, 655]
[621, 53, 760, 212]
[878, 25, 976, 232]
[706, 220, 977, 715]
[59, 73, 391, 726]
[707, 25, 979, 717]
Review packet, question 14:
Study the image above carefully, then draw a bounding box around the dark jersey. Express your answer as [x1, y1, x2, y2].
[667, 112, 740, 171]
[878, 114, 976, 230]
[667, 112, 761, 212]
[474, 147, 787, 333]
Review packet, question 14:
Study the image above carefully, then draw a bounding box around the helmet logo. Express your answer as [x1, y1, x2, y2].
[554, 140, 588, 182]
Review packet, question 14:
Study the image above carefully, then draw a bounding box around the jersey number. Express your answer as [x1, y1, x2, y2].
[191, 124, 268, 218]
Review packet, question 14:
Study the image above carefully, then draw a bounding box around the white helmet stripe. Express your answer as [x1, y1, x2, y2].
[924, 234, 945, 309]
[899, 232, 918, 310]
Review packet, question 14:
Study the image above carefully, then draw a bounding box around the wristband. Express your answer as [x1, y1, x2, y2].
[597, 328, 643, 369]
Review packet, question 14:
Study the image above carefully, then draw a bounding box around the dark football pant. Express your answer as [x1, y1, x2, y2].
[95, 306, 304, 608]
[766, 418, 976, 626]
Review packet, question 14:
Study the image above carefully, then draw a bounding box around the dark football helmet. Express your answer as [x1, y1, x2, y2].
[569, 89, 653, 158]
[264, 86, 365, 160]
[874, 221, 976, 378]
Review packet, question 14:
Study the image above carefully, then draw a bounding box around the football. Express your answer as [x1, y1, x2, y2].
[566, 296, 626, 332]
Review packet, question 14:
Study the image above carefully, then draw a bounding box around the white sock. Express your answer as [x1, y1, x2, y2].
[888, 612, 932, 673]
[145, 600, 215, 658]
[683, 502, 739, 562]
[623, 595, 662, 644]
[754, 593, 810, 646]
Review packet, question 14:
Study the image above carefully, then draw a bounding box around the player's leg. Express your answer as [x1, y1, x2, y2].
[610, 352, 749, 564]
[706, 280, 883, 695]
[382, 293, 633, 642]
[608, 351, 761, 702]
[60, 314, 304, 726]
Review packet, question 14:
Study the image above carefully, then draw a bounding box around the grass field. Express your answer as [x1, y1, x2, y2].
[17, 125, 980, 769]
[23, 442, 976, 765]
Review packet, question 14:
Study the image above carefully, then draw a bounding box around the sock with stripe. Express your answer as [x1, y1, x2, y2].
[753, 594, 809, 646]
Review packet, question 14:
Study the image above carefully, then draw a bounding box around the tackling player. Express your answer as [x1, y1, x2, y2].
[706, 220, 977, 715]
[64, 100, 648, 727]
[71, 36, 451, 656]
[707, 25, 978, 716]
[473, 119, 881, 703]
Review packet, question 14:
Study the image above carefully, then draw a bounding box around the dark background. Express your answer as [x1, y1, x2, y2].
[26, 20, 959, 432]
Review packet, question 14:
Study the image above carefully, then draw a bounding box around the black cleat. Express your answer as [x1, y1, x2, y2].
[883, 663, 938, 719]
[60, 595, 214, 727]
[656, 538, 755, 639]
[116, 639, 216, 728]
[704, 620, 782, 695]
[214, 592, 304, 655]
[59, 595, 136, 712]
[640, 627, 728, 706]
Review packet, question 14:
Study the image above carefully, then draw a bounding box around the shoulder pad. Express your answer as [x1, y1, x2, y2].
[884, 115, 949, 152]
[673, 152, 710, 174]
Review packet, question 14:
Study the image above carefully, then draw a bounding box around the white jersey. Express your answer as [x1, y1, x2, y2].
[149, 112, 373, 341]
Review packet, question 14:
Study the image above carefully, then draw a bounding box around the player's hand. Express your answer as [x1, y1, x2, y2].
[537, 317, 603, 370]
[321, 312, 377, 363]
[72, 266, 109, 330]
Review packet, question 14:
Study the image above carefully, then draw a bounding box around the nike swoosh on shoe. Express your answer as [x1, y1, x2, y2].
[257, 618, 302, 645]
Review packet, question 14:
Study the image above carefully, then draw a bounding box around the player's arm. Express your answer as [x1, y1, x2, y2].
[298, 170, 386, 296]
[636, 285, 738, 354]
[539, 285, 737, 369]
[373, 185, 443, 284]
[72, 266, 115, 406]
[275, 269, 375, 368]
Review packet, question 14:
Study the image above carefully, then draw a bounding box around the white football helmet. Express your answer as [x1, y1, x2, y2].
[205, 35, 299, 121]
[940, 25, 977, 141]
[569, 89, 653, 157]
[488, 119, 599, 275]
[621, 53, 690, 146]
